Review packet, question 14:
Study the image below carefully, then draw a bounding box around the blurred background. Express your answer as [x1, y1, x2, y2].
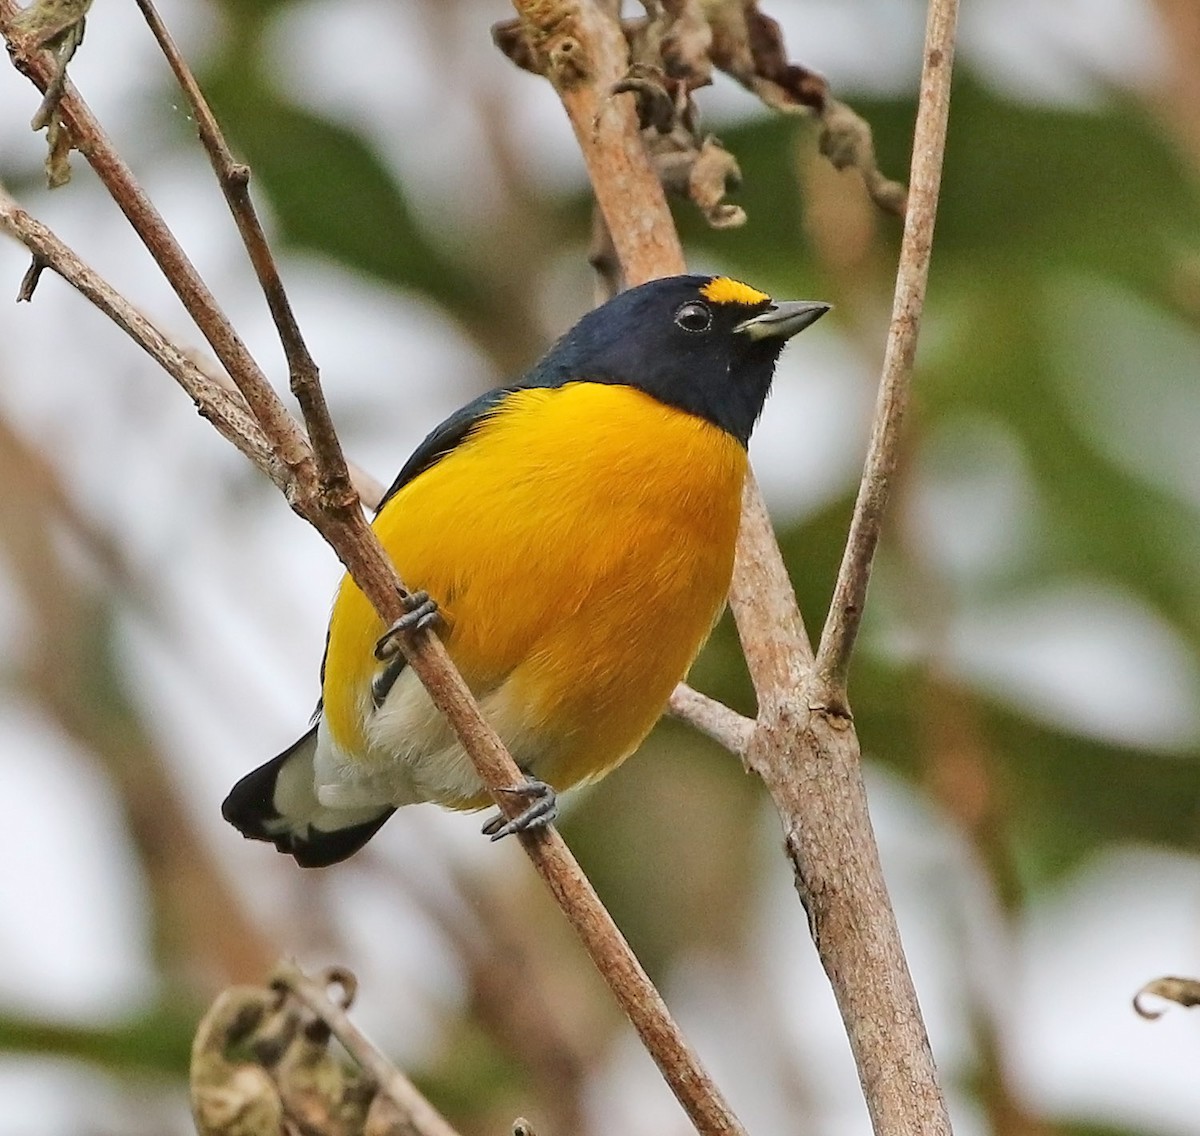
[2, 0, 1200, 1133]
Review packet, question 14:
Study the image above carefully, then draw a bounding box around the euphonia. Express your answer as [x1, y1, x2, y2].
[223, 274, 828, 866]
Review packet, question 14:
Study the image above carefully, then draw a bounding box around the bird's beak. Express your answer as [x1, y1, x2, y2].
[735, 300, 831, 342]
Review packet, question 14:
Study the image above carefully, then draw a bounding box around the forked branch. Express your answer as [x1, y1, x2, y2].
[505, 1, 959, 1133]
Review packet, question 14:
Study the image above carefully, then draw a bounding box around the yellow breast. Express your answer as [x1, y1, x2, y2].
[322, 382, 747, 804]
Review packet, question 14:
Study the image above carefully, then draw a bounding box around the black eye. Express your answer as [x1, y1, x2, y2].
[674, 301, 712, 333]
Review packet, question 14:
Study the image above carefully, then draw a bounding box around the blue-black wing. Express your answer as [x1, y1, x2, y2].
[375, 386, 519, 513]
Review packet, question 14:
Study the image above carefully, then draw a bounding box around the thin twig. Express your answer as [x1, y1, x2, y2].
[0, 186, 280, 482]
[1, 0, 314, 485]
[0, 180, 386, 506]
[812, 0, 959, 709]
[177, 342, 390, 510]
[131, 0, 356, 513]
[271, 961, 462, 1136]
[667, 683, 754, 757]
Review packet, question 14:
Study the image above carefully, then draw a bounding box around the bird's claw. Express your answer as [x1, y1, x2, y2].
[481, 776, 558, 842]
[374, 591, 441, 661]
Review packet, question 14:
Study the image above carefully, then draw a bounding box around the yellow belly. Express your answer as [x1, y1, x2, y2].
[321, 382, 747, 807]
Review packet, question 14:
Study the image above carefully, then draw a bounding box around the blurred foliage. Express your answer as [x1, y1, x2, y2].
[0, 1004, 195, 1075]
[5, 1, 1200, 1134]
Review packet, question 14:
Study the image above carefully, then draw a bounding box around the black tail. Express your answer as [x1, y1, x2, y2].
[222, 726, 395, 868]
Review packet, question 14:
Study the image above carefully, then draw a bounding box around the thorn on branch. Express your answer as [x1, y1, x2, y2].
[17, 253, 48, 301]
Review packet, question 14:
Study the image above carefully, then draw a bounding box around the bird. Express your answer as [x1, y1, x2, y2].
[222, 274, 828, 867]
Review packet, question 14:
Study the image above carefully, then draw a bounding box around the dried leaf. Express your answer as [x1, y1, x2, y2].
[705, 0, 827, 112]
[190, 987, 286, 1136]
[13, 0, 90, 187]
[819, 99, 908, 217]
[10, 0, 92, 48]
[44, 114, 74, 187]
[705, 0, 905, 217]
[689, 134, 745, 228]
[494, 0, 902, 225]
[631, 0, 712, 89]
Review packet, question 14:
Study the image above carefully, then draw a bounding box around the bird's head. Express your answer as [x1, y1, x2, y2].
[528, 275, 830, 446]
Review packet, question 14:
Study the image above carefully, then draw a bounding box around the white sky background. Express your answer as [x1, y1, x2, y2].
[1, 0, 1198, 1134]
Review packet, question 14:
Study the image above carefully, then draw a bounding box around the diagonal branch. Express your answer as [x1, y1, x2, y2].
[812, 0, 959, 708]
[506, 1, 959, 1134]
[728, 471, 814, 711]
[0, 186, 280, 483]
[1, 7, 748, 1134]
[2, 0, 313, 484]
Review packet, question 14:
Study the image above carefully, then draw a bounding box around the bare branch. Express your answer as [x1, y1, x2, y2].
[507, 0, 686, 283]
[132, 0, 356, 512]
[2, 0, 314, 483]
[668, 683, 754, 757]
[728, 471, 814, 710]
[813, 0, 958, 707]
[0, 186, 281, 483]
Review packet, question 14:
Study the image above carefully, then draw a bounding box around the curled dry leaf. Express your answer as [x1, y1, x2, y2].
[634, 0, 712, 90]
[819, 98, 908, 216]
[495, 5, 746, 230]
[495, 0, 905, 225]
[688, 134, 746, 228]
[705, 0, 827, 111]
[9, 0, 92, 186]
[190, 987, 287, 1136]
[706, 0, 907, 217]
[191, 974, 388, 1136]
[613, 62, 746, 229]
[1133, 976, 1200, 1020]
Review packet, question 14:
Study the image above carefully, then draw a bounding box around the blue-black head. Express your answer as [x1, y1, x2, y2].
[524, 275, 829, 446]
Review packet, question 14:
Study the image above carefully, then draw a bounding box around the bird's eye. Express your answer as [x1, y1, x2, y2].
[674, 301, 712, 333]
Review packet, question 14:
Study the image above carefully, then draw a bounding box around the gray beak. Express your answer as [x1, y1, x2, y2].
[735, 300, 831, 342]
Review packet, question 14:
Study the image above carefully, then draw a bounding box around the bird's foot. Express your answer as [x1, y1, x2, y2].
[371, 592, 442, 708]
[481, 775, 558, 842]
[374, 591, 441, 662]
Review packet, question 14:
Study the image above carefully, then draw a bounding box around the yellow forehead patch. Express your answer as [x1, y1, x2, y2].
[700, 276, 771, 308]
